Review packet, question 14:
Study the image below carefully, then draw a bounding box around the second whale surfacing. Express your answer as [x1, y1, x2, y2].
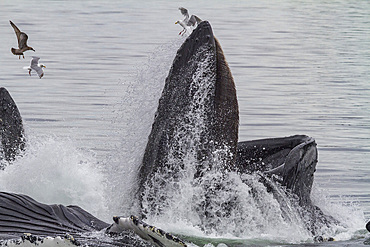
[0, 87, 25, 166]
[0, 21, 344, 246]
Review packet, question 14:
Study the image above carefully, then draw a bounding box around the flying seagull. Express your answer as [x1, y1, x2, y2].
[9, 20, 35, 59]
[175, 7, 202, 36]
[24, 56, 45, 78]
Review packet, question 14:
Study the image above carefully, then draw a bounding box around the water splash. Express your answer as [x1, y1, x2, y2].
[310, 183, 366, 241]
[0, 132, 108, 220]
[104, 38, 184, 216]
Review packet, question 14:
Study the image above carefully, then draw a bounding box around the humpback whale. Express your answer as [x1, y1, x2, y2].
[136, 21, 336, 237]
[0, 21, 355, 245]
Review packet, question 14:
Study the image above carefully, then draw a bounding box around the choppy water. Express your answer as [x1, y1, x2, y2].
[0, 0, 369, 246]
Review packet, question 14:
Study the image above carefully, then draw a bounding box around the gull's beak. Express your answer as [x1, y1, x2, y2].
[175, 21, 178, 24]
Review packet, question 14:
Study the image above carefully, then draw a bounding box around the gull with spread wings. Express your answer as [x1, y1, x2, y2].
[9, 20, 35, 59]
[24, 56, 46, 79]
[175, 7, 202, 36]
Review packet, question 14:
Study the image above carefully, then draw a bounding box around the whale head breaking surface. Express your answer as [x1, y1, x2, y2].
[138, 21, 239, 189]
[137, 21, 240, 227]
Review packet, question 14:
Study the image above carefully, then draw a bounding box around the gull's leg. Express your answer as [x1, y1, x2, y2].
[179, 28, 186, 35]
[28, 69, 31, 76]
[22, 54, 25, 59]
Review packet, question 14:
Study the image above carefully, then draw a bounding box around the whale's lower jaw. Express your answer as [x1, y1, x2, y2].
[237, 135, 318, 205]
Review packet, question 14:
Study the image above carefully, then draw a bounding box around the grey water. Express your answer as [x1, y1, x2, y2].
[0, 0, 369, 246]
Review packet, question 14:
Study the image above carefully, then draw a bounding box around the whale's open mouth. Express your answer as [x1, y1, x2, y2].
[135, 20, 336, 238]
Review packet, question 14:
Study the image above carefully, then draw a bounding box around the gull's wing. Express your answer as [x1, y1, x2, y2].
[194, 15, 202, 24]
[9, 21, 21, 43]
[18, 32, 29, 49]
[188, 15, 202, 26]
[179, 7, 189, 19]
[30, 56, 40, 68]
[30, 57, 44, 78]
[32, 66, 44, 78]
[9, 20, 29, 49]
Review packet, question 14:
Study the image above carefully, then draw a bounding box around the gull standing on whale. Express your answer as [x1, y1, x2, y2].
[9, 20, 35, 59]
[175, 7, 202, 36]
[24, 56, 45, 78]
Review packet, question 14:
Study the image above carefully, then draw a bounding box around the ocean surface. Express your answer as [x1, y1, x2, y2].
[0, 0, 369, 246]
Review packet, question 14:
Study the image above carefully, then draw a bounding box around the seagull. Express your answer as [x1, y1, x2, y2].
[9, 20, 35, 59]
[175, 7, 202, 36]
[24, 56, 45, 79]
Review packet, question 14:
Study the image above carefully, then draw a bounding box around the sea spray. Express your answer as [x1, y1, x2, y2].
[310, 183, 366, 241]
[104, 38, 184, 216]
[0, 132, 108, 220]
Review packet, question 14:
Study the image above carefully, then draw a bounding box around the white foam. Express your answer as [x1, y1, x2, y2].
[103, 38, 184, 216]
[0, 132, 109, 220]
[311, 183, 366, 241]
